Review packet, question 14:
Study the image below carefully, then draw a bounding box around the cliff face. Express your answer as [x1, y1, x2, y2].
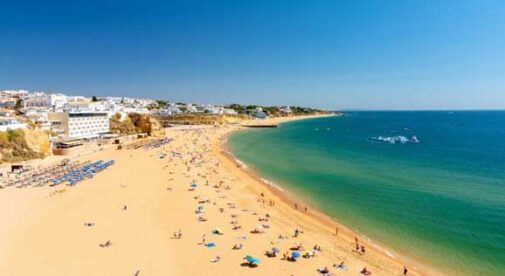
[156, 114, 249, 126]
[0, 128, 49, 164]
[24, 129, 51, 155]
[109, 113, 165, 137]
[147, 116, 165, 137]
[126, 113, 165, 137]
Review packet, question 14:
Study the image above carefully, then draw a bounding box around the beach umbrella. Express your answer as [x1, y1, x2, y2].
[190, 182, 198, 188]
[244, 255, 260, 265]
[291, 251, 301, 258]
[212, 229, 223, 235]
[272, 247, 280, 253]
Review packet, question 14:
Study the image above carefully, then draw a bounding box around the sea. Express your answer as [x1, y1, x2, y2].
[228, 111, 505, 275]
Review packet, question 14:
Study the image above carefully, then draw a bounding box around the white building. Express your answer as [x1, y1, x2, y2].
[48, 110, 109, 139]
[279, 106, 292, 114]
[0, 89, 28, 99]
[0, 118, 26, 131]
[121, 106, 150, 114]
[49, 93, 68, 109]
[23, 92, 51, 108]
[106, 97, 135, 105]
[223, 108, 238, 115]
[154, 106, 182, 116]
[185, 104, 198, 113]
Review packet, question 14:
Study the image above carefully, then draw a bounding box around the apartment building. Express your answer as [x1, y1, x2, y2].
[48, 110, 109, 139]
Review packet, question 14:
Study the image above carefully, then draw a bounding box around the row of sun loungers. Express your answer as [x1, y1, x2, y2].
[51, 160, 115, 186]
[2, 160, 87, 188]
[1, 160, 114, 188]
[125, 138, 172, 150]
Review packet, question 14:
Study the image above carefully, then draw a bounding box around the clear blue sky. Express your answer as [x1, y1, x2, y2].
[1, 0, 505, 110]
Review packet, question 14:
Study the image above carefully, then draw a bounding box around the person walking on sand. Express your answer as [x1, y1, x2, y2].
[403, 266, 408, 275]
[335, 227, 339, 236]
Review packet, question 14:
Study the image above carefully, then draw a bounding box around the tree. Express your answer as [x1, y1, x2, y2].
[15, 98, 23, 110]
[92, 96, 98, 102]
[226, 104, 246, 114]
[156, 100, 168, 108]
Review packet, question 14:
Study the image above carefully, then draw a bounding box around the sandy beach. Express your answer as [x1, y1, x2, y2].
[0, 116, 434, 276]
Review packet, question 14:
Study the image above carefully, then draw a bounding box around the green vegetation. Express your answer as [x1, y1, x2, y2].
[155, 100, 168, 108]
[156, 113, 247, 125]
[15, 99, 23, 111]
[227, 104, 246, 114]
[0, 129, 44, 163]
[224, 104, 332, 117]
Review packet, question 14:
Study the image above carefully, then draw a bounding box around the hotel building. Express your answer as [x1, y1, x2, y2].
[48, 110, 109, 139]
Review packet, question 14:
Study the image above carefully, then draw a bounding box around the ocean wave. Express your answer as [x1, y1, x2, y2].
[234, 158, 247, 168]
[260, 178, 284, 191]
[370, 135, 420, 144]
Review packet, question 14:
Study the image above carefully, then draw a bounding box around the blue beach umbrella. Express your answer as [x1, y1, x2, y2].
[206, 242, 216, 248]
[291, 251, 300, 258]
[244, 255, 260, 265]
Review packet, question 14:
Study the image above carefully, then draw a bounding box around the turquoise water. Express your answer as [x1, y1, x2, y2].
[229, 112, 505, 275]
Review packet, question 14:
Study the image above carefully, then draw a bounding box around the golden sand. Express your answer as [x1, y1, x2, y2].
[0, 116, 435, 276]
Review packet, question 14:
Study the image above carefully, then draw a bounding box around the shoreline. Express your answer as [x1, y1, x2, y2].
[219, 115, 443, 276]
[0, 115, 445, 275]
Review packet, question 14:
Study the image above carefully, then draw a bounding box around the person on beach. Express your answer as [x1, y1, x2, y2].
[403, 266, 408, 275]
[318, 267, 329, 274]
[360, 267, 372, 275]
[361, 245, 366, 255]
[294, 203, 298, 210]
[210, 256, 220, 263]
[334, 261, 345, 270]
[100, 240, 112, 248]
